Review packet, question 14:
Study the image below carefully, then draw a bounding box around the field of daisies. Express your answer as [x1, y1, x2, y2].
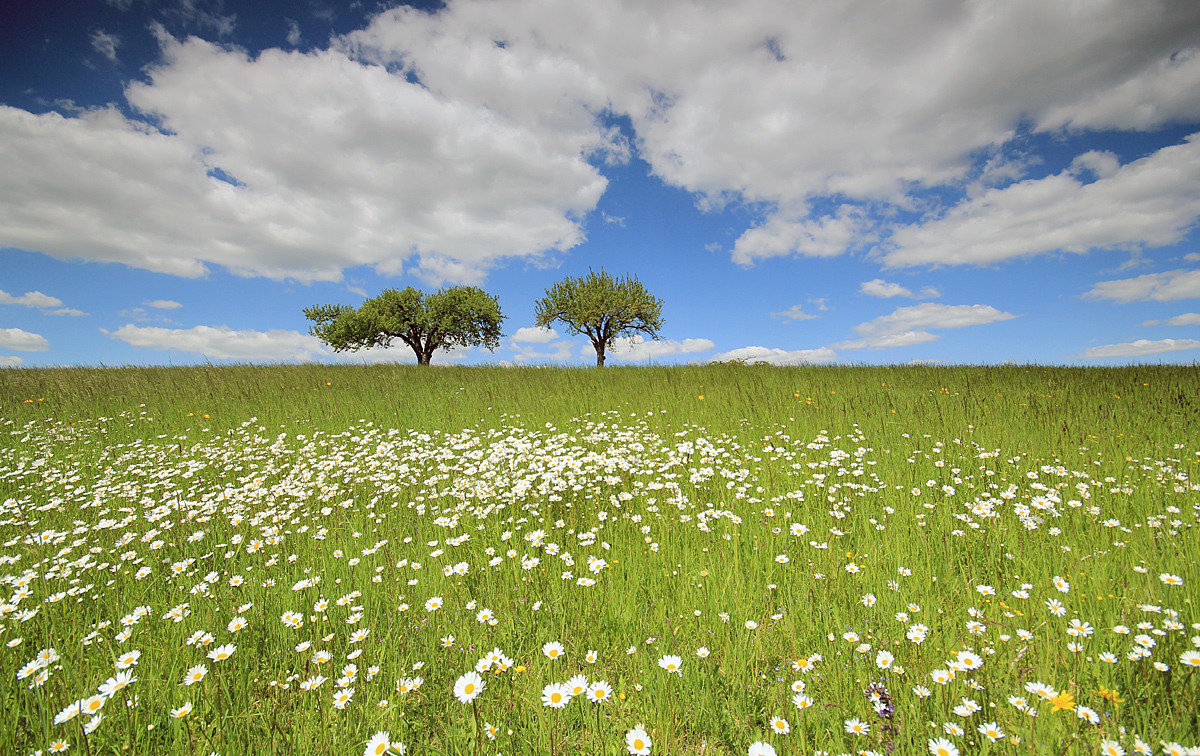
[1, 364, 1198, 756]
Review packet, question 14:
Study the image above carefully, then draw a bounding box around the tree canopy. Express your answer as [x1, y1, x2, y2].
[534, 269, 664, 367]
[304, 286, 504, 366]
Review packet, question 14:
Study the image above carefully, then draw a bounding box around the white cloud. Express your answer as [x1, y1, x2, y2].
[108, 324, 329, 361]
[8, 0, 1200, 279]
[343, 0, 1199, 266]
[834, 302, 1017, 349]
[1163, 313, 1200, 326]
[859, 280, 943, 299]
[146, 299, 183, 309]
[1083, 269, 1200, 303]
[884, 136, 1200, 267]
[511, 326, 559, 343]
[90, 30, 122, 62]
[1076, 338, 1200, 359]
[772, 307, 820, 321]
[771, 305, 818, 321]
[0, 290, 64, 308]
[709, 345, 837, 365]
[510, 340, 576, 364]
[607, 335, 714, 361]
[732, 210, 861, 265]
[0, 328, 49, 352]
[47, 308, 86, 317]
[0, 27, 614, 284]
[1186, 253, 1200, 262]
[285, 19, 302, 47]
[0, 355, 23, 367]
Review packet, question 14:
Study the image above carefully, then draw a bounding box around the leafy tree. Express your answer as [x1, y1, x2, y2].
[534, 268, 664, 367]
[304, 286, 504, 366]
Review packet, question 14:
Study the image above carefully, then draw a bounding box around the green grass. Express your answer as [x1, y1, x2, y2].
[0, 364, 1197, 756]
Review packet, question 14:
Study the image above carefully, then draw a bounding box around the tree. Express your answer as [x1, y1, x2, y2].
[304, 286, 504, 366]
[534, 268, 664, 367]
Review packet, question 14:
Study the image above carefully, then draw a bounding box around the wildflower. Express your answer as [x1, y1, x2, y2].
[1159, 573, 1183, 586]
[171, 702, 193, 718]
[424, 596, 443, 612]
[626, 725, 652, 756]
[875, 650, 894, 670]
[98, 671, 136, 698]
[1099, 739, 1126, 756]
[182, 664, 208, 686]
[440, 635, 455, 648]
[80, 695, 106, 717]
[364, 732, 394, 756]
[48, 740, 70, 753]
[1076, 705, 1099, 724]
[566, 675, 589, 698]
[227, 616, 248, 633]
[585, 649, 598, 664]
[977, 722, 1004, 742]
[453, 672, 484, 704]
[1095, 686, 1124, 704]
[586, 680, 613, 703]
[929, 738, 959, 756]
[1180, 650, 1200, 667]
[542, 641, 564, 660]
[1048, 691, 1075, 712]
[657, 655, 683, 675]
[749, 742, 777, 756]
[541, 682, 570, 708]
[114, 652, 141, 672]
[207, 644, 235, 662]
[332, 688, 355, 709]
[770, 717, 790, 735]
[792, 693, 814, 709]
[745, 620, 758, 630]
[696, 646, 710, 658]
[845, 718, 870, 736]
[54, 701, 82, 725]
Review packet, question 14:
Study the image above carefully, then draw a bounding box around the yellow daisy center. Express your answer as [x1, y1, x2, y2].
[464, 684, 475, 694]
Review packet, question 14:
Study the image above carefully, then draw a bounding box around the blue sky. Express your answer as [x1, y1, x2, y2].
[3, 0, 1200, 368]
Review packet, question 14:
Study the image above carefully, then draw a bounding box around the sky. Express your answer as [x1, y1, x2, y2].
[3, 0, 1200, 368]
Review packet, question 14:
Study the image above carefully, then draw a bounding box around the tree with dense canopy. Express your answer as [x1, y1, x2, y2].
[534, 269, 664, 367]
[304, 286, 504, 366]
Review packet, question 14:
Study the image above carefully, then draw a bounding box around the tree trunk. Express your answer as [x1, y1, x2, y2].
[595, 341, 606, 367]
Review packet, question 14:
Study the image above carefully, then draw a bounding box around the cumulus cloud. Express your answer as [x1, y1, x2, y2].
[859, 279, 942, 299]
[0, 328, 49, 352]
[0, 355, 23, 367]
[833, 303, 1017, 349]
[511, 326, 559, 343]
[510, 340, 576, 364]
[1082, 269, 1200, 303]
[0, 28, 613, 283]
[607, 335, 715, 362]
[884, 136, 1200, 267]
[770, 305, 819, 321]
[709, 345, 837, 365]
[146, 299, 183, 309]
[1076, 338, 1200, 359]
[90, 30, 122, 62]
[7, 0, 1200, 280]
[0, 290, 63, 308]
[108, 324, 329, 361]
[1155, 312, 1200, 326]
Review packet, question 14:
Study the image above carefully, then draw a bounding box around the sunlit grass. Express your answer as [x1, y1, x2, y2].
[0, 364, 1197, 756]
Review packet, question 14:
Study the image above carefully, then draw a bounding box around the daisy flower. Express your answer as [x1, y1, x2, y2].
[453, 672, 484, 704]
[585, 649, 598, 664]
[696, 647, 710, 658]
[542, 641, 564, 660]
[657, 655, 682, 675]
[770, 717, 790, 735]
[845, 718, 870, 736]
[207, 644, 236, 662]
[332, 688, 355, 709]
[792, 693, 813, 709]
[928, 737, 959, 756]
[182, 664, 208, 686]
[626, 725, 652, 756]
[541, 682, 571, 709]
[586, 680, 613, 703]
[748, 743, 776, 756]
[171, 702, 193, 719]
[566, 675, 589, 698]
[977, 722, 1004, 742]
[364, 731, 395, 756]
[114, 651, 141, 670]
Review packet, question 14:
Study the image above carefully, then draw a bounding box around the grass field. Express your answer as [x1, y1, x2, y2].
[1, 364, 1198, 756]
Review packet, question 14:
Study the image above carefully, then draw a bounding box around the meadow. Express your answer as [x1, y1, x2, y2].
[1, 363, 1197, 756]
